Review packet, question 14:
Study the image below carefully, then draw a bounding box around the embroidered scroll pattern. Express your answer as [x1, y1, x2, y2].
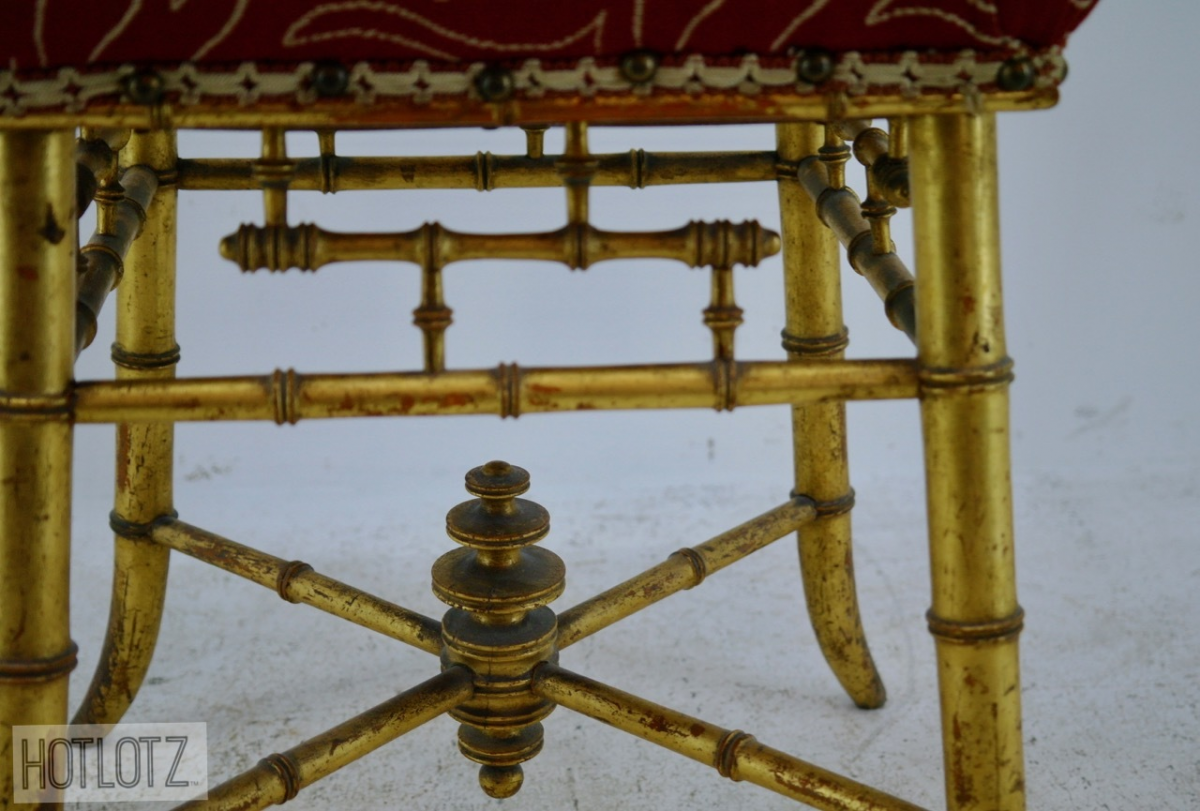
[19, 0, 1096, 68]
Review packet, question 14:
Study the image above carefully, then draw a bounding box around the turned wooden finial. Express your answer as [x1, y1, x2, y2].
[433, 461, 564, 798]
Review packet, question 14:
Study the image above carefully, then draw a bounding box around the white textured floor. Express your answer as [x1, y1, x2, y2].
[67, 461, 1200, 810]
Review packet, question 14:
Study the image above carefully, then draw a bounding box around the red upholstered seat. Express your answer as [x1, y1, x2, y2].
[3, 1, 1095, 67]
[0, 1, 1097, 118]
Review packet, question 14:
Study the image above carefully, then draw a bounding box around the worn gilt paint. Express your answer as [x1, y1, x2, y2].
[0, 96, 1027, 811]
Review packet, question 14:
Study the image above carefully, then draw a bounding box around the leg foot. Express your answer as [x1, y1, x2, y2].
[777, 122, 886, 709]
[73, 129, 178, 725]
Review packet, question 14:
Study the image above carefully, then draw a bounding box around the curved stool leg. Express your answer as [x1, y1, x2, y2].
[74, 130, 177, 725]
[0, 130, 77, 808]
[776, 122, 886, 710]
[911, 112, 1025, 811]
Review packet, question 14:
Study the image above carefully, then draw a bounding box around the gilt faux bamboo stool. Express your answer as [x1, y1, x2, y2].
[0, 3, 1096, 810]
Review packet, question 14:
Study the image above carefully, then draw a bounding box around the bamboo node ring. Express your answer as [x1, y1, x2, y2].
[715, 729, 754, 780]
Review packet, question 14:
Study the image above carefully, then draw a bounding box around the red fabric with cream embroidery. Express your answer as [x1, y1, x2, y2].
[0, 1, 1097, 71]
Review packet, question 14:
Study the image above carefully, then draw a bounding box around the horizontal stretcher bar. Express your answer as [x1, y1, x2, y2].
[177, 667, 473, 811]
[71, 359, 919, 423]
[532, 663, 928, 811]
[179, 150, 780, 192]
[221, 219, 779, 273]
[556, 498, 817, 648]
[150, 519, 442, 655]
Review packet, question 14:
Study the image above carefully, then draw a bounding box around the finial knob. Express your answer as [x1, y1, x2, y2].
[445, 461, 549, 554]
[479, 765, 524, 798]
[433, 463, 563, 799]
[465, 460, 530, 500]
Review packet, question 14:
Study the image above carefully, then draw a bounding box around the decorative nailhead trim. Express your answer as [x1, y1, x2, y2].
[0, 49, 1067, 116]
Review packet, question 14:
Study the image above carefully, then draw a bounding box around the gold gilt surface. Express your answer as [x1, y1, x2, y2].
[1, 82, 1025, 811]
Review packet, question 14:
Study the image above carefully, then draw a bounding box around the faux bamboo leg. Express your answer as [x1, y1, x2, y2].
[74, 129, 178, 725]
[909, 113, 1025, 811]
[0, 130, 77, 809]
[776, 122, 886, 709]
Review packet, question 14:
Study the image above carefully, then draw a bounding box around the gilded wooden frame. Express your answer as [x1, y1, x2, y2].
[0, 80, 1032, 811]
